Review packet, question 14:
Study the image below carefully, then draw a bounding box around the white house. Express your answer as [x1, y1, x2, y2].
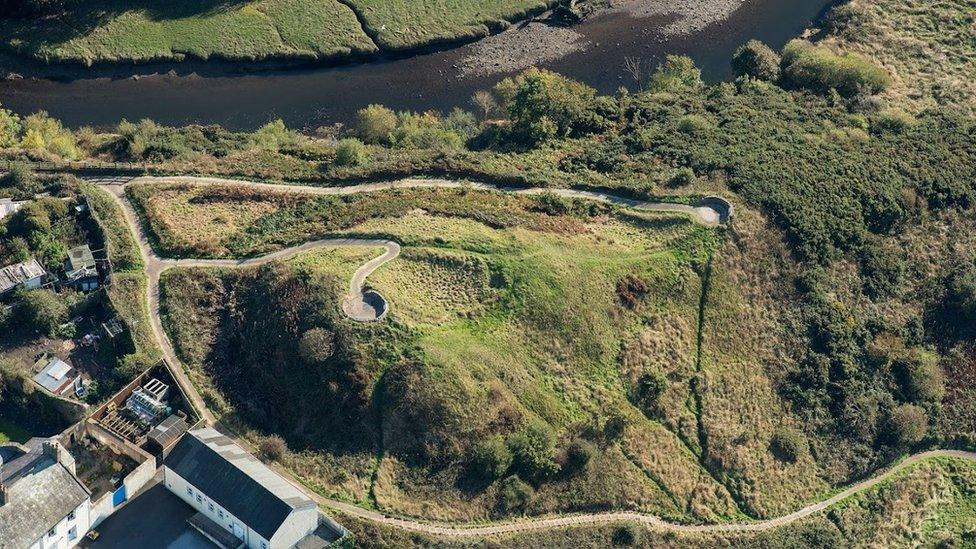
[0, 258, 46, 295]
[0, 439, 92, 549]
[163, 427, 340, 549]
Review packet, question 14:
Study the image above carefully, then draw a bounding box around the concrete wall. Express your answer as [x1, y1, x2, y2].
[268, 506, 318, 549]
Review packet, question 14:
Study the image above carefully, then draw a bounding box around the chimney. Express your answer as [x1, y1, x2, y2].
[43, 440, 76, 476]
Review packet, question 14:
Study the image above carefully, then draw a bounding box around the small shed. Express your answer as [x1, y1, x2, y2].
[64, 245, 99, 291]
[32, 357, 82, 397]
[0, 258, 46, 295]
[146, 415, 189, 455]
[0, 198, 24, 220]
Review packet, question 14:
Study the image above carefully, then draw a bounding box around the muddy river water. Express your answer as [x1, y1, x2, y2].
[0, 0, 834, 130]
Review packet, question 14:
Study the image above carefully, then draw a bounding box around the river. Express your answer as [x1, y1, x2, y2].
[0, 0, 833, 130]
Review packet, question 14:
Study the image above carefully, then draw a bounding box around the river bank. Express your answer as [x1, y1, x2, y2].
[0, 0, 835, 130]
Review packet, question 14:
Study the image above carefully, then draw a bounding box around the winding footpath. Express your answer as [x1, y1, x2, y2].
[94, 175, 975, 539]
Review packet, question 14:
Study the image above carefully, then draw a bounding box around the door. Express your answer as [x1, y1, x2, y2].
[112, 485, 127, 507]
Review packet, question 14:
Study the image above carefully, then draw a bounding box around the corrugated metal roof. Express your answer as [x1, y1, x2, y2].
[0, 258, 45, 293]
[165, 428, 314, 540]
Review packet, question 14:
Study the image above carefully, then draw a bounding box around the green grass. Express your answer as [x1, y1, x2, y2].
[0, 416, 32, 444]
[155, 187, 741, 522]
[0, 0, 555, 64]
[0, 0, 376, 64]
[346, 0, 553, 50]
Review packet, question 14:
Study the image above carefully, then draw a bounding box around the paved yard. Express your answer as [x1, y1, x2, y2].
[88, 479, 213, 549]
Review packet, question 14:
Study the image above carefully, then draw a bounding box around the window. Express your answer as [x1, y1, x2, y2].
[209, 503, 214, 512]
[218, 510, 224, 519]
[261, 543, 267, 549]
[48, 528, 56, 538]
[68, 527, 77, 541]
[187, 487, 193, 497]
[196, 494, 202, 504]
[67, 510, 75, 521]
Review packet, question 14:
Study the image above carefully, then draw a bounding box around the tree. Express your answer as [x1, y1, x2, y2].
[0, 162, 37, 194]
[472, 435, 513, 481]
[612, 523, 643, 546]
[498, 68, 598, 145]
[648, 55, 703, 91]
[17, 288, 67, 337]
[945, 264, 976, 339]
[334, 138, 369, 167]
[0, 105, 22, 147]
[470, 90, 498, 119]
[497, 475, 533, 514]
[731, 40, 781, 81]
[508, 419, 560, 481]
[356, 104, 397, 144]
[882, 403, 928, 448]
[781, 39, 891, 97]
[561, 438, 596, 475]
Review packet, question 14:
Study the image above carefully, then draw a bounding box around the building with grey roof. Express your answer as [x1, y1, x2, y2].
[32, 357, 82, 397]
[0, 257, 46, 295]
[64, 245, 99, 291]
[0, 439, 92, 549]
[162, 427, 345, 549]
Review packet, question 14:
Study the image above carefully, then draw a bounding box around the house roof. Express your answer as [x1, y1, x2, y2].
[147, 415, 189, 450]
[32, 357, 78, 395]
[0, 258, 45, 293]
[65, 245, 97, 281]
[164, 428, 314, 540]
[0, 445, 89, 548]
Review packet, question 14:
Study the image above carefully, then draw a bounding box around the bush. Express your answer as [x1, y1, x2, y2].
[882, 403, 928, 448]
[633, 371, 667, 419]
[497, 475, 533, 514]
[669, 167, 696, 187]
[561, 438, 596, 475]
[769, 427, 807, 463]
[334, 138, 369, 167]
[731, 40, 781, 81]
[0, 105, 22, 148]
[472, 435, 513, 481]
[859, 242, 905, 299]
[356, 104, 397, 144]
[17, 288, 68, 337]
[781, 39, 891, 97]
[298, 327, 336, 364]
[497, 68, 598, 145]
[648, 55, 703, 91]
[249, 119, 298, 152]
[612, 523, 643, 546]
[1, 162, 37, 194]
[21, 111, 80, 159]
[259, 435, 287, 460]
[892, 350, 944, 404]
[616, 274, 650, 309]
[508, 419, 560, 481]
[873, 109, 917, 134]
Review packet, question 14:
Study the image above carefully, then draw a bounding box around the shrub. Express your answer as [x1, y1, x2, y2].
[0, 162, 37, 194]
[21, 110, 80, 159]
[769, 428, 807, 463]
[731, 40, 781, 81]
[892, 350, 944, 404]
[676, 114, 713, 135]
[561, 438, 596, 475]
[882, 403, 928, 448]
[356, 104, 397, 144]
[0, 105, 22, 148]
[873, 109, 917, 134]
[259, 435, 287, 460]
[648, 55, 703, 91]
[612, 523, 643, 546]
[508, 419, 560, 481]
[497, 475, 533, 514]
[334, 138, 369, 167]
[249, 119, 298, 152]
[298, 327, 336, 364]
[781, 40, 891, 97]
[616, 274, 650, 309]
[17, 288, 67, 337]
[604, 412, 628, 440]
[633, 371, 667, 418]
[859, 242, 905, 299]
[472, 435, 513, 481]
[669, 167, 696, 187]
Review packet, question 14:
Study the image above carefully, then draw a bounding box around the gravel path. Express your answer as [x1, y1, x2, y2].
[87, 175, 972, 539]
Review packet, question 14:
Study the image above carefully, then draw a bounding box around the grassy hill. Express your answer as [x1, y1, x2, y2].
[153, 185, 840, 521]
